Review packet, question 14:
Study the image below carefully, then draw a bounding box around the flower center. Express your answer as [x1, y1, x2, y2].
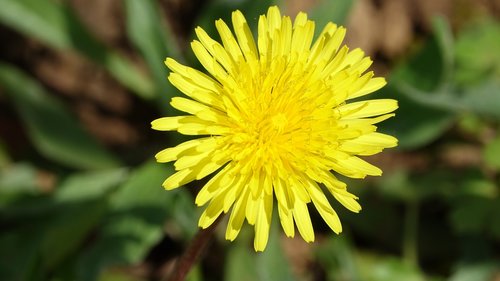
[270, 113, 288, 134]
[226, 57, 338, 173]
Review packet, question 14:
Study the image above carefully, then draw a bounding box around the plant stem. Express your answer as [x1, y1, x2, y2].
[402, 200, 419, 267]
[166, 217, 223, 281]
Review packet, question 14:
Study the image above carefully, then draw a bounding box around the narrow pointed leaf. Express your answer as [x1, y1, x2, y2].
[0, 0, 154, 98]
[0, 63, 119, 169]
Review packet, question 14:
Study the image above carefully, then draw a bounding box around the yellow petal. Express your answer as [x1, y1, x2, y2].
[226, 189, 249, 241]
[327, 150, 382, 178]
[245, 193, 259, 225]
[291, 12, 314, 58]
[223, 174, 245, 212]
[191, 40, 228, 80]
[277, 201, 295, 237]
[155, 138, 215, 163]
[322, 45, 349, 77]
[333, 191, 362, 213]
[151, 116, 189, 131]
[199, 190, 226, 229]
[162, 169, 195, 190]
[165, 58, 223, 93]
[348, 77, 387, 99]
[254, 192, 273, 251]
[340, 48, 364, 70]
[170, 97, 208, 115]
[232, 10, 258, 61]
[167, 73, 224, 110]
[293, 198, 314, 242]
[215, 19, 244, 62]
[266, 6, 282, 31]
[309, 22, 337, 62]
[306, 180, 342, 233]
[288, 175, 311, 203]
[176, 117, 230, 135]
[341, 132, 398, 153]
[319, 26, 346, 62]
[194, 160, 228, 180]
[339, 99, 398, 119]
[196, 164, 236, 205]
[257, 15, 270, 58]
[174, 151, 212, 170]
[273, 176, 297, 236]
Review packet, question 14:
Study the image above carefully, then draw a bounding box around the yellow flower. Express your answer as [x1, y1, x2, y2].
[152, 6, 398, 251]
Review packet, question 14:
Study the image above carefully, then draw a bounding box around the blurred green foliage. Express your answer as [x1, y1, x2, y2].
[0, 0, 499, 280]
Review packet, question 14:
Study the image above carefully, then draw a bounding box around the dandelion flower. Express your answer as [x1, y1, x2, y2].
[152, 6, 398, 251]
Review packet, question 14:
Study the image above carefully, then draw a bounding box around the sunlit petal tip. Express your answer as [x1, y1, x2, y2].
[267, 5, 280, 15]
[162, 169, 194, 190]
[379, 77, 387, 86]
[302, 234, 315, 243]
[231, 9, 244, 22]
[154, 150, 173, 163]
[151, 116, 186, 131]
[198, 220, 210, 229]
[164, 57, 171, 67]
[253, 234, 269, 252]
[334, 224, 343, 234]
[162, 179, 180, 191]
[225, 229, 239, 241]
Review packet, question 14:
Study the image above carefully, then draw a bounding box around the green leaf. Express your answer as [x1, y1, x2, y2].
[392, 17, 454, 92]
[376, 86, 454, 149]
[185, 265, 203, 281]
[55, 168, 128, 203]
[0, 0, 154, 98]
[316, 236, 360, 281]
[168, 187, 198, 239]
[449, 262, 499, 281]
[483, 136, 500, 170]
[356, 253, 425, 281]
[489, 201, 500, 239]
[450, 196, 493, 234]
[390, 18, 500, 121]
[77, 161, 175, 281]
[40, 200, 107, 271]
[225, 214, 295, 281]
[318, 237, 427, 281]
[394, 78, 500, 122]
[309, 0, 356, 32]
[255, 218, 296, 281]
[391, 20, 451, 93]
[459, 81, 500, 120]
[454, 18, 500, 85]
[456, 171, 497, 198]
[0, 227, 43, 281]
[99, 270, 145, 281]
[382, 19, 456, 149]
[0, 63, 120, 169]
[225, 228, 259, 281]
[0, 169, 127, 275]
[0, 141, 9, 168]
[377, 168, 462, 202]
[457, 114, 487, 136]
[0, 163, 39, 195]
[40, 169, 129, 272]
[124, 0, 180, 107]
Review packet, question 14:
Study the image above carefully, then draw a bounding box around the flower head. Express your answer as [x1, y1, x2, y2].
[152, 6, 398, 251]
